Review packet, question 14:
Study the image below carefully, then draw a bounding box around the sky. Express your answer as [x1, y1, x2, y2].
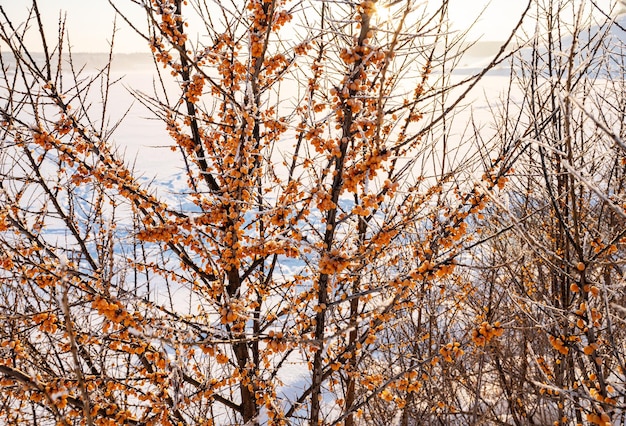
[1, 0, 624, 53]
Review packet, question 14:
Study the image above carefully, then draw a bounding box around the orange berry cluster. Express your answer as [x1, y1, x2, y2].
[32, 312, 58, 334]
[586, 411, 612, 426]
[471, 321, 504, 347]
[548, 335, 570, 355]
[266, 330, 287, 353]
[439, 341, 464, 362]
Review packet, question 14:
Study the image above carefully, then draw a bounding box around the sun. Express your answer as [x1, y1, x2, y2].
[371, 1, 396, 25]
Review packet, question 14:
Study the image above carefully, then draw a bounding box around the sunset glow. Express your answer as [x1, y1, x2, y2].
[1, 0, 622, 53]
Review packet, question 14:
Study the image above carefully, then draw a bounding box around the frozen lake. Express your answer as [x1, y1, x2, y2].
[94, 53, 518, 191]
